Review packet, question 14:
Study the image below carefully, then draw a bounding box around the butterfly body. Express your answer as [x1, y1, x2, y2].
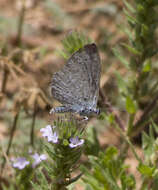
[50, 43, 101, 116]
[50, 104, 100, 115]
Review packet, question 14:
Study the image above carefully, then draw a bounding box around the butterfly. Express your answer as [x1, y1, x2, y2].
[50, 43, 101, 117]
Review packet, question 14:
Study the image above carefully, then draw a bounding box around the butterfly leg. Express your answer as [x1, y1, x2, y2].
[83, 116, 89, 121]
[49, 106, 71, 114]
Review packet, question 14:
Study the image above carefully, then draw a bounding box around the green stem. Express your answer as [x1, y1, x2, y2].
[99, 89, 125, 131]
[131, 92, 158, 137]
[119, 142, 129, 161]
[127, 113, 135, 136]
[114, 122, 142, 163]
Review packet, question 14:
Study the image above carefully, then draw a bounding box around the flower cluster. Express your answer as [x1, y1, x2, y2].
[12, 153, 47, 170]
[40, 125, 84, 148]
[12, 123, 84, 170]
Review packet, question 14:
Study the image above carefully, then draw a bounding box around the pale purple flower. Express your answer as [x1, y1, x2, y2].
[12, 157, 30, 170]
[32, 153, 47, 168]
[69, 136, 84, 148]
[40, 125, 58, 143]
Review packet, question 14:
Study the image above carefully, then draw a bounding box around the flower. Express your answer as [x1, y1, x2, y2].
[40, 125, 58, 143]
[12, 157, 30, 170]
[69, 136, 84, 148]
[32, 153, 47, 168]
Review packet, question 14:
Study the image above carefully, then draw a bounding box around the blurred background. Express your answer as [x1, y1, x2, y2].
[0, 0, 140, 189]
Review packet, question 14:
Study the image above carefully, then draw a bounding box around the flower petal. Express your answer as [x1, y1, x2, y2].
[69, 137, 84, 148]
[12, 157, 30, 170]
[40, 125, 58, 143]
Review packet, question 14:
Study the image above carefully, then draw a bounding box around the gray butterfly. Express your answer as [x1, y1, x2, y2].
[50, 43, 101, 116]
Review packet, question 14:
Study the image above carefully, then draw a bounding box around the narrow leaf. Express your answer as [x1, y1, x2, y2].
[121, 43, 141, 55]
[123, 8, 137, 25]
[118, 24, 133, 41]
[115, 71, 128, 95]
[143, 59, 152, 72]
[112, 48, 129, 68]
[151, 119, 158, 134]
[123, 0, 135, 13]
[126, 96, 137, 114]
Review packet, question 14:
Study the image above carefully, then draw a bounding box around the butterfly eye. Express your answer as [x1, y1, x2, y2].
[80, 109, 84, 113]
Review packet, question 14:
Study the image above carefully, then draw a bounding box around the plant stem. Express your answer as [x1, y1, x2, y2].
[131, 92, 158, 137]
[1, 109, 20, 174]
[99, 89, 125, 131]
[119, 141, 129, 161]
[127, 113, 135, 136]
[30, 101, 37, 147]
[114, 122, 142, 163]
[1, 65, 9, 94]
[16, 0, 26, 47]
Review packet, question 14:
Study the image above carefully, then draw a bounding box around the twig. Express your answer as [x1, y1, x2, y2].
[16, 0, 26, 47]
[99, 89, 126, 131]
[1, 65, 9, 93]
[1, 109, 20, 174]
[30, 101, 37, 147]
[131, 92, 158, 137]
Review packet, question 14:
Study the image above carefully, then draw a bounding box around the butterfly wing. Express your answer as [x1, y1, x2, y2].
[51, 43, 101, 107]
[83, 44, 101, 107]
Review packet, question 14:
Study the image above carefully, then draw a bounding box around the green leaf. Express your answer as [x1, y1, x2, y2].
[142, 131, 154, 159]
[121, 43, 141, 55]
[137, 4, 145, 13]
[106, 113, 115, 124]
[142, 132, 150, 150]
[63, 139, 69, 146]
[123, 8, 137, 25]
[141, 24, 149, 37]
[82, 173, 105, 190]
[112, 48, 129, 68]
[149, 125, 155, 141]
[123, 0, 135, 13]
[151, 119, 158, 134]
[121, 174, 136, 189]
[143, 59, 152, 72]
[138, 164, 155, 177]
[98, 112, 106, 120]
[126, 96, 137, 114]
[57, 49, 69, 59]
[105, 146, 118, 160]
[115, 71, 128, 96]
[60, 31, 92, 58]
[118, 24, 133, 41]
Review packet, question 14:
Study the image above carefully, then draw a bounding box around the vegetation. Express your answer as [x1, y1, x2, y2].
[1, 0, 158, 189]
